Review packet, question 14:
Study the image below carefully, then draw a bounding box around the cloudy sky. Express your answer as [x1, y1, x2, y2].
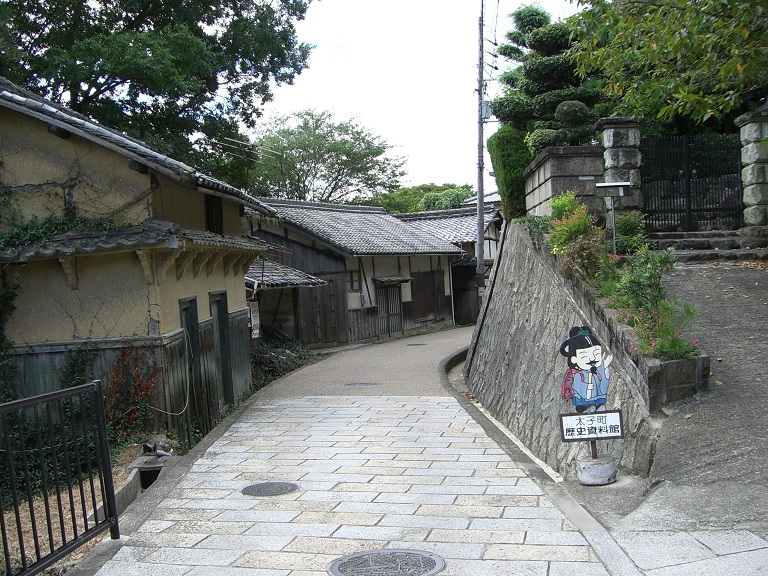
[261, 0, 581, 193]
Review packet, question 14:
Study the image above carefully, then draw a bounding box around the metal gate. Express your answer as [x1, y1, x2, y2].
[641, 134, 743, 231]
[375, 285, 403, 338]
[1, 381, 119, 576]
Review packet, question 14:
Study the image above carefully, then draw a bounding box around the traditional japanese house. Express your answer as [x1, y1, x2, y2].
[245, 257, 326, 342]
[0, 77, 272, 443]
[249, 199, 464, 346]
[395, 207, 503, 324]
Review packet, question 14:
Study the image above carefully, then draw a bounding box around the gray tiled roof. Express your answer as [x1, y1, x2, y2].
[0, 219, 270, 262]
[257, 199, 463, 256]
[462, 190, 502, 206]
[245, 259, 326, 290]
[0, 77, 274, 215]
[395, 207, 501, 244]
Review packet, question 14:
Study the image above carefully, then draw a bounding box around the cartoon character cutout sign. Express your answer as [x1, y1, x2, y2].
[559, 326, 612, 413]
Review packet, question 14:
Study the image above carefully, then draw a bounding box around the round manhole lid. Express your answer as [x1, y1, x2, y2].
[241, 482, 299, 497]
[329, 549, 445, 576]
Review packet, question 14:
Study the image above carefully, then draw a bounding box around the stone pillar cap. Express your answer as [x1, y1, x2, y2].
[735, 110, 768, 128]
[594, 116, 639, 131]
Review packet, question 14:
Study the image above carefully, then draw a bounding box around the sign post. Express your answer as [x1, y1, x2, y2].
[595, 181, 631, 254]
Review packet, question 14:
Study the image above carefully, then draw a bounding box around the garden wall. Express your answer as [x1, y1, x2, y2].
[523, 146, 604, 216]
[463, 222, 709, 479]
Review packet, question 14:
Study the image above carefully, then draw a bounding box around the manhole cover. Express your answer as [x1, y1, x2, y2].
[328, 549, 445, 576]
[406, 343, 427, 347]
[344, 382, 381, 387]
[241, 482, 299, 497]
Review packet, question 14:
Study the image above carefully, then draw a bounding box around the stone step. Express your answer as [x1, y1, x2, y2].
[668, 247, 768, 263]
[647, 227, 768, 257]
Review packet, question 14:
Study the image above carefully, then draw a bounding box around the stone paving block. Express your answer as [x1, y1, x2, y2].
[165, 520, 253, 535]
[502, 506, 567, 519]
[415, 503, 503, 518]
[548, 561, 611, 576]
[174, 498, 257, 511]
[282, 536, 388, 555]
[125, 533, 207, 548]
[395, 453, 459, 462]
[470, 518, 566, 532]
[484, 543, 593, 562]
[212, 510, 301, 523]
[485, 483, 545, 496]
[428, 528, 525, 544]
[91, 561, 191, 576]
[612, 531, 714, 570]
[232, 551, 337, 571]
[334, 465, 406, 475]
[403, 467, 473, 477]
[300, 472, 373, 483]
[691, 530, 768, 555]
[297, 490, 376, 503]
[332, 501, 419, 515]
[371, 474, 443, 485]
[151, 508, 221, 522]
[332, 481, 409, 493]
[439, 558, 548, 576]
[377, 513, 470, 530]
[331, 525, 430, 541]
[387, 540, 486, 560]
[137, 520, 175, 533]
[195, 533, 295, 551]
[455, 494, 539, 507]
[292, 511, 382, 526]
[525, 530, 589, 546]
[243, 522, 337, 538]
[408, 484, 486, 495]
[373, 492, 456, 505]
[144, 547, 245, 566]
[186, 567, 289, 576]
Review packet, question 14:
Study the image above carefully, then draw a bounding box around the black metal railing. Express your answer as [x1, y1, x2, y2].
[641, 134, 743, 231]
[0, 381, 119, 576]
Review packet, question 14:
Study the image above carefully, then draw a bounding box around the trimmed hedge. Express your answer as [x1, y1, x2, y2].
[487, 126, 532, 218]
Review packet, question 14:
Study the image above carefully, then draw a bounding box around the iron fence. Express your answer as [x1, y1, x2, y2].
[0, 381, 119, 576]
[641, 134, 743, 231]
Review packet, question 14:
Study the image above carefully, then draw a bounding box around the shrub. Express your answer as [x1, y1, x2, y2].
[547, 204, 593, 255]
[615, 211, 650, 255]
[105, 346, 161, 445]
[487, 125, 533, 218]
[550, 191, 581, 219]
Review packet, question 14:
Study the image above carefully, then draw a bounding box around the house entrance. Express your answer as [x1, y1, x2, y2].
[375, 285, 403, 337]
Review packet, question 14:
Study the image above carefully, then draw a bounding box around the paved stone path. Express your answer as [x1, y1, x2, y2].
[88, 328, 612, 576]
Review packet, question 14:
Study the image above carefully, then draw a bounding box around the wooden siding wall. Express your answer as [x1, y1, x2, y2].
[229, 309, 252, 402]
[9, 310, 253, 448]
[348, 307, 378, 342]
[256, 230, 350, 346]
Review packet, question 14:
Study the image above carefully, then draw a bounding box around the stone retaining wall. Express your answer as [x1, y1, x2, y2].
[464, 222, 709, 479]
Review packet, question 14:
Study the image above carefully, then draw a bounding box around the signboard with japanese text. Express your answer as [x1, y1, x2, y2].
[559, 410, 624, 442]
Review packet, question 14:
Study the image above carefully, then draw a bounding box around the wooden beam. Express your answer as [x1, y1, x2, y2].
[58, 257, 78, 290]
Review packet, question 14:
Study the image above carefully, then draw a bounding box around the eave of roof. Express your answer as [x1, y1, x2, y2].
[256, 199, 464, 257]
[245, 258, 326, 290]
[0, 77, 275, 216]
[0, 219, 270, 263]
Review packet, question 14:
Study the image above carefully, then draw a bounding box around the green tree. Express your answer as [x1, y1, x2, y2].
[487, 125, 532, 218]
[0, 0, 312, 168]
[359, 183, 467, 213]
[416, 186, 474, 211]
[490, 5, 607, 155]
[250, 110, 406, 203]
[570, 0, 768, 126]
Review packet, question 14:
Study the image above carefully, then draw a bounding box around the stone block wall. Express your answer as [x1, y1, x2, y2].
[736, 111, 768, 226]
[523, 146, 604, 216]
[464, 222, 709, 479]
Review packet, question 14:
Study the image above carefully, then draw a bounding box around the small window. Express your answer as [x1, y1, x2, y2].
[346, 270, 361, 292]
[205, 194, 224, 234]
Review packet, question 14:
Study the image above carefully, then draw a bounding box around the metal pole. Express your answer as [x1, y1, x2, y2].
[476, 2, 486, 312]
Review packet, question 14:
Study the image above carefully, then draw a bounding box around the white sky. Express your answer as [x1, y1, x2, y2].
[260, 0, 581, 194]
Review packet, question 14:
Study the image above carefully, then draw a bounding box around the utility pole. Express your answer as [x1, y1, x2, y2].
[476, 1, 486, 312]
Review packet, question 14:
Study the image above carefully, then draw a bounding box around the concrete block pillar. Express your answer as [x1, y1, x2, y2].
[735, 111, 768, 226]
[594, 117, 642, 212]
